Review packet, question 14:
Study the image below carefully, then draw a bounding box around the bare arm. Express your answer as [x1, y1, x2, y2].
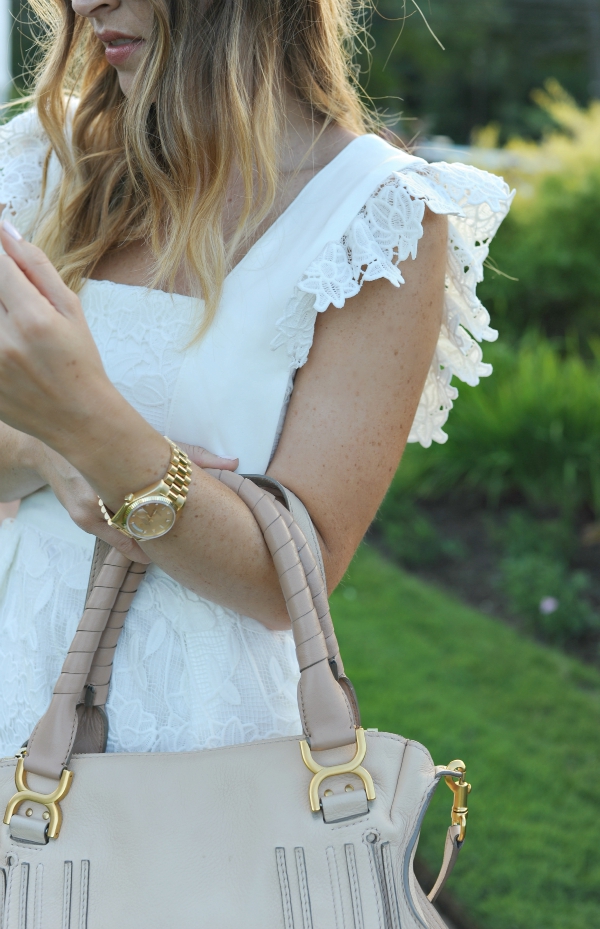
[269, 208, 447, 589]
[0, 211, 446, 627]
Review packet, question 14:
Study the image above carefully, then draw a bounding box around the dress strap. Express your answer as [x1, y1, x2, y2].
[228, 134, 423, 290]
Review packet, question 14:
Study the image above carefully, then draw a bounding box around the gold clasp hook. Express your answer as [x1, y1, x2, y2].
[300, 727, 376, 812]
[444, 759, 471, 843]
[3, 756, 73, 840]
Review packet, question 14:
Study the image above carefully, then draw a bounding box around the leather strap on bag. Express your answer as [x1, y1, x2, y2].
[427, 825, 463, 903]
[24, 550, 146, 780]
[221, 473, 360, 728]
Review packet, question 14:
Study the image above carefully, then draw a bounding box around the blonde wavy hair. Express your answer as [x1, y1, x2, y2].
[24, 0, 374, 330]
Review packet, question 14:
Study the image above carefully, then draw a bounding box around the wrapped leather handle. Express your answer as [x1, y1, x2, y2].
[23, 473, 358, 781]
[84, 477, 348, 680]
[213, 471, 359, 747]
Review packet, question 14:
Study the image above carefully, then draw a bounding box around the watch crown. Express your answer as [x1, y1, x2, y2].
[125, 494, 134, 503]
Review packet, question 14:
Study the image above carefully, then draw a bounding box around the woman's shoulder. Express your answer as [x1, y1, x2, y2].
[273, 142, 515, 447]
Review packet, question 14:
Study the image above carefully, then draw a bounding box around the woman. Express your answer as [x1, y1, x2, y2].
[0, 0, 511, 759]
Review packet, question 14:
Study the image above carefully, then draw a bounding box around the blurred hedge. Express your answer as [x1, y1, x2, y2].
[378, 336, 600, 645]
[392, 337, 600, 519]
[361, 0, 593, 144]
[479, 83, 600, 345]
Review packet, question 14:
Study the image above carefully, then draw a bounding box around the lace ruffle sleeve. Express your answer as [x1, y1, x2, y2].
[0, 108, 48, 237]
[271, 161, 514, 447]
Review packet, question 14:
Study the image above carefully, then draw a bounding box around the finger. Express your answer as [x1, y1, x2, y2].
[0, 252, 54, 320]
[0, 222, 79, 318]
[93, 522, 152, 564]
[177, 442, 238, 471]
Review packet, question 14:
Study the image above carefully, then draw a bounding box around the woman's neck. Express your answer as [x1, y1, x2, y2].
[90, 95, 359, 296]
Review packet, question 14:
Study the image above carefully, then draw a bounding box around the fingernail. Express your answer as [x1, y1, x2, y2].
[2, 220, 22, 241]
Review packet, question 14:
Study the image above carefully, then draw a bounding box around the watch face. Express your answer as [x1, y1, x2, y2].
[126, 497, 177, 540]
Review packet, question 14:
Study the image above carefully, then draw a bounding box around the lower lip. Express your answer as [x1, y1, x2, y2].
[104, 40, 144, 67]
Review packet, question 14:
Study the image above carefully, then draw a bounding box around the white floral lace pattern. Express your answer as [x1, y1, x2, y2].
[0, 277, 304, 758]
[80, 280, 198, 435]
[271, 162, 514, 447]
[0, 515, 301, 757]
[0, 110, 304, 758]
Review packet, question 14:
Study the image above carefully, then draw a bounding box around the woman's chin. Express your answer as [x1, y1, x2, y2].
[117, 71, 135, 96]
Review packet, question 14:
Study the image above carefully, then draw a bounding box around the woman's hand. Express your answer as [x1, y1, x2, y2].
[32, 440, 238, 563]
[0, 222, 115, 454]
[0, 222, 212, 512]
[0, 222, 240, 556]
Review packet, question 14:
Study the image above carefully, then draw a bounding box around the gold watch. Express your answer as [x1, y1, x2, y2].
[98, 438, 192, 541]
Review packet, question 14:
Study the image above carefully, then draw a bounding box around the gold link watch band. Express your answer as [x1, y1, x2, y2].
[98, 438, 192, 541]
[158, 440, 193, 508]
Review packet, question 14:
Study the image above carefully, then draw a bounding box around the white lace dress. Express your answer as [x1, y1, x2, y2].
[0, 111, 513, 758]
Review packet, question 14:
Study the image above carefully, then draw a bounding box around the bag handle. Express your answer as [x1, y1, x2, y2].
[241, 474, 349, 684]
[23, 473, 358, 781]
[79, 477, 353, 720]
[83, 477, 348, 683]
[23, 551, 146, 780]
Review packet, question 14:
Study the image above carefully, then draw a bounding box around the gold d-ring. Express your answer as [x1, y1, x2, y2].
[300, 727, 376, 812]
[3, 757, 73, 840]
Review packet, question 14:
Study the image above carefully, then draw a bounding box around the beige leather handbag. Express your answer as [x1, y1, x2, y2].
[0, 472, 471, 929]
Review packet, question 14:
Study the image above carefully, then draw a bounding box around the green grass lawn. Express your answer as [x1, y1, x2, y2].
[330, 544, 600, 929]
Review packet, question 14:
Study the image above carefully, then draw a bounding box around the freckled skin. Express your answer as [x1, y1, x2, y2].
[269, 209, 447, 584]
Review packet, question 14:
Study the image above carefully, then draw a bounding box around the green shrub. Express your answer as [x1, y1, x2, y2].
[393, 338, 600, 518]
[377, 484, 465, 568]
[492, 511, 598, 644]
[493, 509, 576, 562]
[478, 84, 600, 344]
[501, 552, 596, 644]
[379, 339, 600, 645]
[480, 165, 600, 343]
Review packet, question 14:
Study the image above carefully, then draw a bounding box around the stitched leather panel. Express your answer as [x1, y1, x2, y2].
[79, 861, 89, 929]
[276, 848, 295, 929]
[62, 861, 72, 929]
[18, 862, 29, 929]
[294, 848, 313, 929]
[344, 845, 365, 929]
